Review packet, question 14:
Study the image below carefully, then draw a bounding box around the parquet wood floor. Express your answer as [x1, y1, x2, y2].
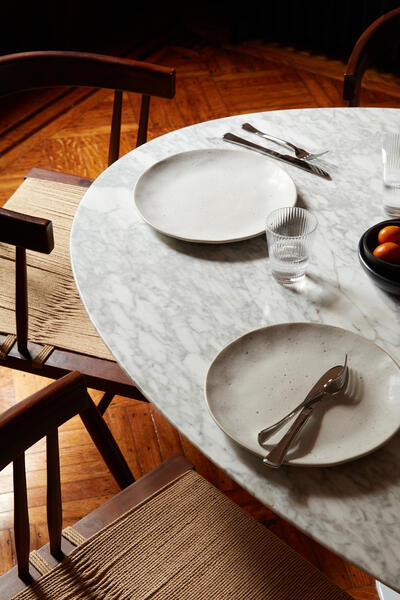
[1, 32, 400, 597]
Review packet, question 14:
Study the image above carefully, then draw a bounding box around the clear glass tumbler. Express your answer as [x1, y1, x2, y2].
[383, 133, 400, 188]
[382, 132, 400, 217]
[265, 206, 318, 285]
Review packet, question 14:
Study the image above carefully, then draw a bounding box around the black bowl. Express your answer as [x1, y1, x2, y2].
[361, 218, 400, 279]
[358, 239, 400, 296]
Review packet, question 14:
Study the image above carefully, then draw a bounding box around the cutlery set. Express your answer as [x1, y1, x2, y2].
[259, 355, 349, 468]
[223, 123, 331, 180]
[222, 124, 340, 465]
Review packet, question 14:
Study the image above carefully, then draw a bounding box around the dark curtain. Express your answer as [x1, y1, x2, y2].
[232, 0, 400, 69]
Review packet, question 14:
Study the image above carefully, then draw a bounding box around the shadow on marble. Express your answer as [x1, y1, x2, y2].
[225, 424, 400, 501]
[154, 229, 268, 263]
[152, 191, 312, 264]
[293, 193, 310, 211]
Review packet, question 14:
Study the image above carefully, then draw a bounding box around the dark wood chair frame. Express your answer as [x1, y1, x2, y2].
[0, 51, 176, 413]
[0, 370, 192, 598]
[343, 6, 400, 106]
[0, 371, 134, 582]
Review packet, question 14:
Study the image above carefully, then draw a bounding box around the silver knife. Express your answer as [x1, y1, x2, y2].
[223, 132, 331, 180]
[257, 365, 343, 447]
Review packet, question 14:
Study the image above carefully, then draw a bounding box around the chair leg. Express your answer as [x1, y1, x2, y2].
[80, 397, 135, 489]
[97, 391, 115, 415]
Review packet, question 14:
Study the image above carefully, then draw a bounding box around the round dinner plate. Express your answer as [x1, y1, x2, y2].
[205, 323, 400, 467]
[134, 148, 296, 243]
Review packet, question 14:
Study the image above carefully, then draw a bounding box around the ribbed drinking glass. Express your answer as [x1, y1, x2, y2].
[382, 132, 400, 217]
[265, 207, 318, 285]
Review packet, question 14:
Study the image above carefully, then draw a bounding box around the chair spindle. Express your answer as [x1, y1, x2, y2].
[15, 246, 29, 358]
[108, 90, 123, 166]
[46, 429, 63, 558]
[136, 94, 150, 147]
[13, 453, 32, 582]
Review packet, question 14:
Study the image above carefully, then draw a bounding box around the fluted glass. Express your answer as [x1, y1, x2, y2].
[265, 206, 318, 285]
[382, 132, 400, 217]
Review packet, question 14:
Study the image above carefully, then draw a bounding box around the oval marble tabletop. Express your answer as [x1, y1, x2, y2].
[71, 107, 400, 591]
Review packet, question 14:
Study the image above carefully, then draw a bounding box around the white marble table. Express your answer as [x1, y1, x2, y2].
[71, 107, 400, 591]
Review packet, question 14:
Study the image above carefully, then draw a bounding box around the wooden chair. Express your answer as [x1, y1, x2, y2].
[0, 371, 353, 600]
[0, 51, 176, 414]
[343, 6, 400, 106]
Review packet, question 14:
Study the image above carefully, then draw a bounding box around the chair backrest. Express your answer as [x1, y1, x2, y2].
[0, 50, 176, 164]
[0, 50, 175, 358]
[343, 7, 400, 106]
[0, 371, 134, 582]
[0, 208, 54, 358]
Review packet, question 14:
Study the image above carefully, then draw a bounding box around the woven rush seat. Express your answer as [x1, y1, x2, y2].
[0, 172, 113, 361]
[0, 372, 352, 600]
[11, 469, 350, 600]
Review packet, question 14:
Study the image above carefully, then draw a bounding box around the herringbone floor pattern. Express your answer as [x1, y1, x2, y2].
[1, 32, 400, 598]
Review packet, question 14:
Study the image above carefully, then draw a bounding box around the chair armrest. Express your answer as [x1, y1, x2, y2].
[0, 206, 54, 253]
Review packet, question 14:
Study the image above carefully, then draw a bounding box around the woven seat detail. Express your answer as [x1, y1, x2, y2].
[12, 470, 350, 600]
[0, 177, 113, 361]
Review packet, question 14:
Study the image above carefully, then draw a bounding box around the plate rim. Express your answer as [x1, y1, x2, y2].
[204, 321, 400, 467]
[133, 147, 297, 244]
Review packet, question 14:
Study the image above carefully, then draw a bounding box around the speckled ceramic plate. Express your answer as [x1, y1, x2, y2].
[134, 148, 296, 243]
[205, 323, 400, 467]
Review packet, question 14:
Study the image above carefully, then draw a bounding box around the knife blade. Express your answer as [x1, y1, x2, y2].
[257, 364, 344, 447]
[223, 132, 332, 180]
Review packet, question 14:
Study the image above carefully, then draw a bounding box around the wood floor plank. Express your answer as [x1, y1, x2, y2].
[225, 488, 277, 522]
[174, 74, 226, 124]
[212, 464, 237, 492]
[268, 518, 320, 569]
[298, 70, 340, 107]
[0, 87, 112, 177]
[0, 368, 15, 414]
[215, 71, 316, 113]
[228, 40, 400, 99]
[314, 73, 347, 106]
[150, 406, 184, 460]
[0, 530, 13, 576]
[127, 402, 163, 475]
[0, 476, 118, 515]
[106, 404, 143, 480]
[0, 496, 114, 531]
[347, 585, 380, 599]
[0, 459, 114, 495]
[179, 433, 217, 485]
[0, 89, 95, 157]
[346, 562, 376, 588]
[0, 89, 69, 135]
[310, 540, 354, 590]
[11, 371, 48, 402]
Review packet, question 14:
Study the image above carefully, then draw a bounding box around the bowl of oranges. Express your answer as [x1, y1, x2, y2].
[358, 219, 400, 295]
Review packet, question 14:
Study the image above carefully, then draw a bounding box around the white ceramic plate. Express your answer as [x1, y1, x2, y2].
[205, 323, 400, 466]
[134, 148, 296, 243]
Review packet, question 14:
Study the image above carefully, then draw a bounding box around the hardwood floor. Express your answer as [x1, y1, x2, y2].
[1, 32, 400, 597]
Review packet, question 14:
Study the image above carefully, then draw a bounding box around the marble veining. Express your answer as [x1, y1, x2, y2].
[71, 108, 400, 590]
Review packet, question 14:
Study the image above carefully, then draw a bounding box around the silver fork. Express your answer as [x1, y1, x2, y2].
[242, 123, 329, 161]
[263, 356, 349, 468]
